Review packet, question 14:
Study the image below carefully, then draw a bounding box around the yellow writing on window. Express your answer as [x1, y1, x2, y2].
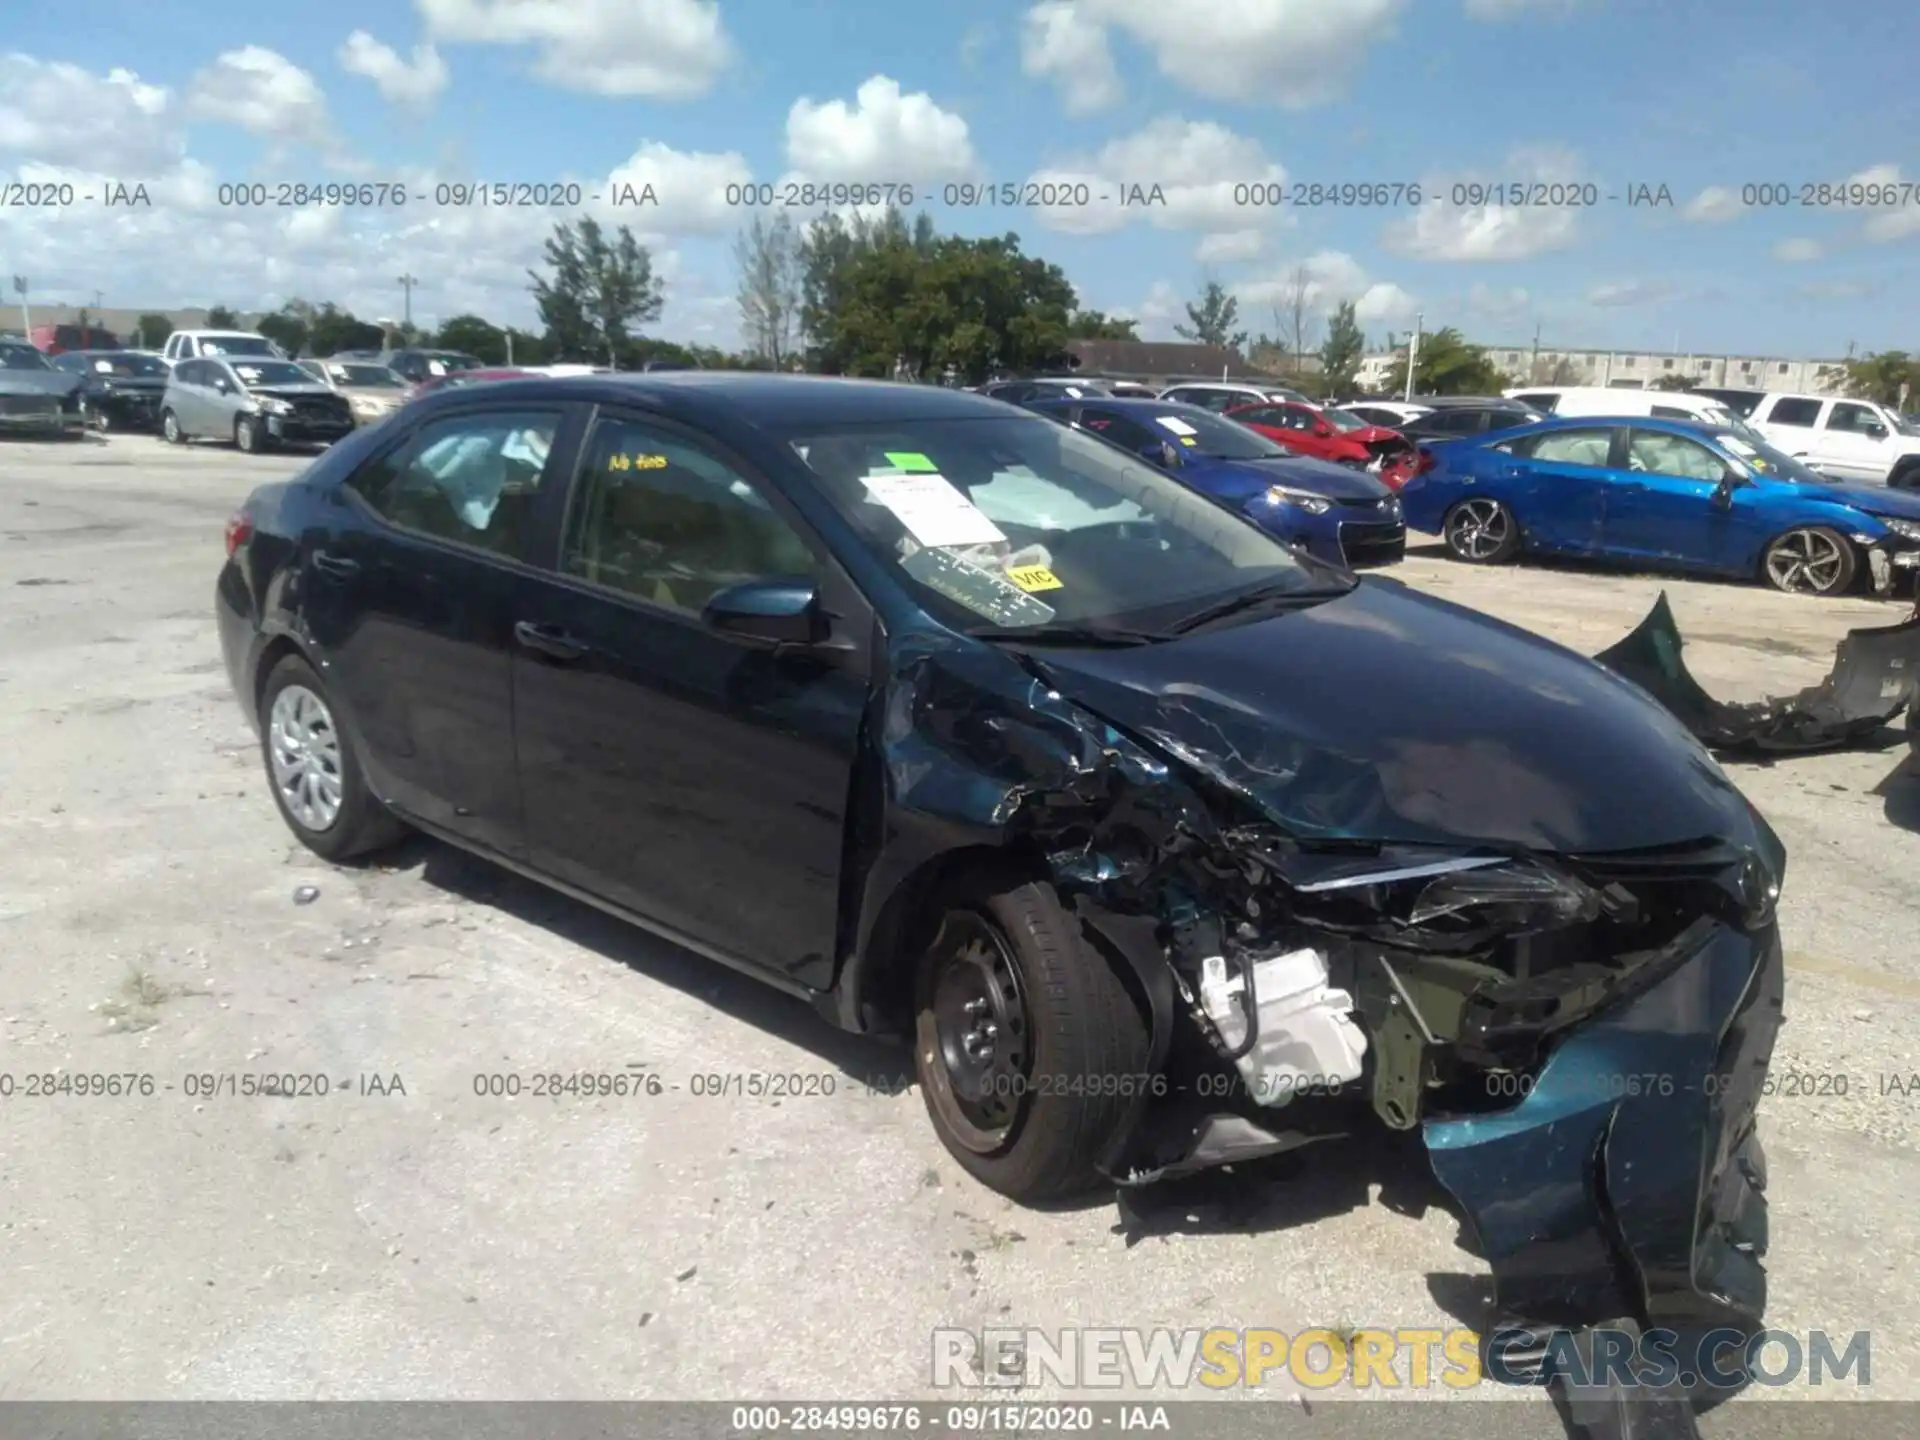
[1006, 565, 1064, 592]
[609, 452, 669, 471]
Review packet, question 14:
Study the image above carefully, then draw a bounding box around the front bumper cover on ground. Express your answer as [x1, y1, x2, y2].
[1595, 591, 1920, 753]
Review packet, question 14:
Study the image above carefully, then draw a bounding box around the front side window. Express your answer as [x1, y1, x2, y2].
[782, 413, 1338, 636]
[1826, 402, 1883, 434]
[347, 409, 560, 559]
[562, 417, 818, 615]
[1626, 430, 1726, 481]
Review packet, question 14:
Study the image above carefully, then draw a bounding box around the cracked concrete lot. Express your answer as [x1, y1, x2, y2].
[2, 433, 1917, 1434]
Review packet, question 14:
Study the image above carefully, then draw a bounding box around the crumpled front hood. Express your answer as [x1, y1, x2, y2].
[1815, 481, 1920, 523]
[1024, 578, 1761, 854]
[250, 384, 343, 402]
[0, 371, 82, 398]
[1191, 453, 1388, 501]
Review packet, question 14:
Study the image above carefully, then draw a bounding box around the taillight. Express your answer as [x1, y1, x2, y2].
[224, 511, 253, 558]
[1414, 447, 1438, 476]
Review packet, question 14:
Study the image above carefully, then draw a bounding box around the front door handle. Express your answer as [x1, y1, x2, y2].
[513, 621, 591, 661]
[311, 549, 359, 577]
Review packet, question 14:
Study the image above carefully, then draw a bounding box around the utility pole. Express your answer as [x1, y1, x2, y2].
[1404, 312, 1423, 402]
[93, 290, 103, 310]
[1530, 318, 1541, 383]
[397, 274, 418, 328]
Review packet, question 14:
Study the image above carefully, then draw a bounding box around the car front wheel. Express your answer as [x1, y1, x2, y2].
[259, 654, 406, 861]
[1762, 526, 1856, 596]
[161, 409, 183, 443]
[235, 415, 265, 453]
[1442, 497, 1521, 564]
[914, 876, 1148, 1202]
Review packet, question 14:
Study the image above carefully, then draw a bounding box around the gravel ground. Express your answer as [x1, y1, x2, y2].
[1, 433, 1915, 1434]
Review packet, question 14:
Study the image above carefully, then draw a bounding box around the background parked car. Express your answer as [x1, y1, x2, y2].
[1691, 386, 1768, 418]
[1397, 397, 1542, 440]
[1399, 415, 1920, 595]
[381, 348, 485, 384]
[162, 330, 285, 365]
[50, 349, 170, 431]
[161, 357, 354, 453]
[1156, 380, 1311, 410]
[1746, 392, 1920, 489]
[0, 337, 89, 436]
[297, 359, 411, 425]
[980, 377, 1114, 403]
[31, 322, 121, 354]
[1029, 395, 1404, 569]
[1338, 400, 1433, 428]
[404, 367, 536, 400]
[1224, 400, 1418, 486]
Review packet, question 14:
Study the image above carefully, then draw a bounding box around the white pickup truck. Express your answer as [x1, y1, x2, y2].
[1747, 392, 1920, 489]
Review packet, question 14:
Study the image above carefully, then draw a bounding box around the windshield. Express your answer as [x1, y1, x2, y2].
[230, 360, 315, 387]
[88, 353, 167, 378]
[0, 344, 53, 371]
[1322, 408, 1368, 431]
[1699, 406, 1770, 448]
[202, 336, 277, 357]
[420, 352, 483, 376]
[1897, 413, 1920, 437]
[326, 363, 405, 387]
[1138, 406, 1289, 460]
[785, 415, 1338, 635]
[1719, 432, 1834, 484]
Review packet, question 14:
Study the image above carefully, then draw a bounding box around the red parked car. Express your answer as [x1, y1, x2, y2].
[1225, 400, 1419, 488]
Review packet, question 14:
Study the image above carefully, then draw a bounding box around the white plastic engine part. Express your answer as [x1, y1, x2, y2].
[1197, 949, 1368, 1108]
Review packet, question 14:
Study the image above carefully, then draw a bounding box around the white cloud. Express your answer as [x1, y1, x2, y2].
[1463, 0, 1578, 16]
[1844, 164, 1920, 243]
[339, 31, 449, 108]
[1587, 279, 1674, 307]
[1682, 186, 1744, 223]
[1236, 250, 1416, 330]
[186, 47, 334, 147]
[786, 76, 976, 183]
[416, 0, 731, 97]
[1122, 280, 1184, 340]
[605, 141, 753, 234]
[1772, 237, 1822, 262]
[1196, 229, 1266, 264]
[0, 55, 178, 174]
[1019, 0, 1404, 109]
[1020, 1, 1122, 115]
[1025, 117, 1286, 236]
[1463, 282, 1533, 327]
[1383, 146, 1583, 261]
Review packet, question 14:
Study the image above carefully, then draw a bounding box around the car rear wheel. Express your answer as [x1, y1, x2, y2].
[913, 876, 1148, 1202]
[1763, 526, 1856, 596]
[260, 655, 406, 862]
[161, 409, 182, 443]
[1443, 497, 1521, 564]
[1888, 457, 1920, 492]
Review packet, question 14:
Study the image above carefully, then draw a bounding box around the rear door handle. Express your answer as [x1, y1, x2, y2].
[513, 621, 591, 661]
[311, 550, 359, 577]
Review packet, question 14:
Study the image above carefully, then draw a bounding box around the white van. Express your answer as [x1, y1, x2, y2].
[1504, 386, 1768, 443]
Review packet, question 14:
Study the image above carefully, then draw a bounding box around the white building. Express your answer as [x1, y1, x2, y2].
[1354, 343, 1851, 396]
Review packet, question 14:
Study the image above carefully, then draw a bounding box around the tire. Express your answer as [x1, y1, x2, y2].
[1762, 525, 1857, 596]
[259, 654, 406, 862]
[1442, 497, 1522, 564]
[1907, 701, 1917, 758]
[92, 407, 111, 434]
[235, 415, 265, 453]
[913, 876, 1148, 1202]
[161, 409, 183, 443]
[1888, 458, 1920, 492]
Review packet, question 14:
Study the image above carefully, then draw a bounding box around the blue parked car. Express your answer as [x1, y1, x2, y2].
[1399, 415, 1920, 596]
[1024, 396, 1405, 569]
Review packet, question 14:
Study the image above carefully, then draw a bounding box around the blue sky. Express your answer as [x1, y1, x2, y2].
[4, 0, 1919, 357]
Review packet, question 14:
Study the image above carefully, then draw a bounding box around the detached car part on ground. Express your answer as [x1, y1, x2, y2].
[218, 376, 1785, 1383]
[1597, 591, 1920, 754]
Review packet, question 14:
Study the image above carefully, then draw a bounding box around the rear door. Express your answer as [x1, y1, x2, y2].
[298, 401, 583, 855]
[1494, 425, 1619, 552]
[172, 361, 210, 433]
[1599, 425, 1759, 572]
[509, 407, 871, 986]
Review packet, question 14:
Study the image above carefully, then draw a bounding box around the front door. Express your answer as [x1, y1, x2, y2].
[1599, 426, 1763, 573]
[297, 402, 580, 854]
[1811, 401, 1891, 483]
[511, 408, 870, 986]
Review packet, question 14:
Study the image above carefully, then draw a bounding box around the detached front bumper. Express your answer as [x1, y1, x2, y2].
[1426, 921, 1783, 1337]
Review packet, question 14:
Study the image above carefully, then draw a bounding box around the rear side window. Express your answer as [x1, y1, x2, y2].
[347, 409, 562, 560]
[1766, 398, 1821, 426]
[1525, 428, 1615, 466]
[1651, 406, 1695, 419]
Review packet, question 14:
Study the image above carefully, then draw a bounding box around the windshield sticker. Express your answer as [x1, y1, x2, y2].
[1723, 437, 1759, 457]
[1005, 564, 1064, 592]
[902, 547, 1055, 626]
[862, 472, 1007, 548]
[1178, 435, 1197, 446]
[883, 451, 939, 472]
[235, 367, 263, 381]
[1155, 416, 1198, 436]
[94, 359, 114, 373]
[428, 360, 447, 376]
[609, 452, 668, 471]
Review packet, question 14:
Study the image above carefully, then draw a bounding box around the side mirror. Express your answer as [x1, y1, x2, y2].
[703, 578, 823, 647]
[1139, 440, 1179, 468]
[1865, 424, 1888, 440]
[1712, 469, 1745, 506]
[1314, 420, 1333, 437]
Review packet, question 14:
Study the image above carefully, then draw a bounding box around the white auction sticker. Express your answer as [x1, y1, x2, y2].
[863, 472, 1007, 548]
[1155, 416, 1197, 436]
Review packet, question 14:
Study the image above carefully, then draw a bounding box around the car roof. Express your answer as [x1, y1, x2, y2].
[1027, 394, 1207, 414]
[1501, 414, 1732, 440]
[403, 372, 1034, 428]
[1418, 394, 1530, 408]
[180, 329, 265, 337]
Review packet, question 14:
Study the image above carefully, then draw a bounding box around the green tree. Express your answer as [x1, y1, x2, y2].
[1843, 351, 1920, 407]
[1383, 328, 1508, 396]
[529, 216, 665, 366]
[436, 314, 509, 364]
[1174, 281, 1247, 351]
[1317, 300, 1366, 398]
[307, 304, 384, 356]
[255, 304, 310, 357]
[1067, 309, 1138, 340]
[797, 206, 935, 372]
[134, 312, 174, 348]
[1649, 371, 1702, 391]
[205, 305, 238, 329]
[733, 212, 803, 368]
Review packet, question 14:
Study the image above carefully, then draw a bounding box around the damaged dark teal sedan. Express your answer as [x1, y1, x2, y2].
[215, 375, 1784, 1362]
